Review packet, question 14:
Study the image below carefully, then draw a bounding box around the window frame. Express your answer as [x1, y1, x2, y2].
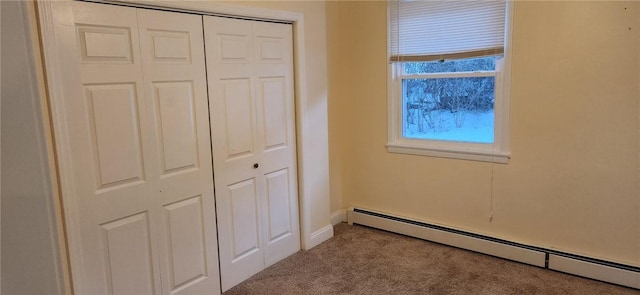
[387, 1, 513, 163]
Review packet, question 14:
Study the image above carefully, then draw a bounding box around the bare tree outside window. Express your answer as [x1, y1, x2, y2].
[402, 56, 497, 143]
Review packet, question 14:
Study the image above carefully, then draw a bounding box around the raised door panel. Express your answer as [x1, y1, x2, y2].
[223, 79, 255, 159]
[153, 81, 198, 175]
[219, 178, 264, 289]
[149, 30, 192, 63]
[228, 180, 260, 259]
[265, 169, 292, 242]
[212, 19, 251, 64]
[85, 83, 145, 189]
[258, 77, 287, 151]
[101, 213, 156, 295]
[219, 35, 250, 62]
[256, 36, 284, 63]
[77, 25, 133, 63]
[163, 196, 207, 292]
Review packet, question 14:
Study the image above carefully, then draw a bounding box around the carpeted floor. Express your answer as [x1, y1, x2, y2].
[224, 223, 638, 294]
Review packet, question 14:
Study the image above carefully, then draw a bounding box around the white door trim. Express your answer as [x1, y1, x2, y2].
[38, 3, 322, 286]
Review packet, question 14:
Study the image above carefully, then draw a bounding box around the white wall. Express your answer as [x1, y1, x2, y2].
[1, 1, 65, 294]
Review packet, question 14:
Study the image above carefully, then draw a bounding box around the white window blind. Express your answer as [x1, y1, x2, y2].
[389, 0, 506, 62]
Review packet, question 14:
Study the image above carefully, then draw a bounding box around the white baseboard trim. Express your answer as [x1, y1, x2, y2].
[548, 255, 640, 289]
[349, 207, 640, 290]
[350, 208, 545, 267]
[330, 209, 347, 225]
[305, 224, 334, 250]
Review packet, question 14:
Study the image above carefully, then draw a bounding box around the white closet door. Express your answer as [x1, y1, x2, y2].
[137, 9, 220, 295]
[205, 17, 265, 291]
[252, 21, 300, 268]
[47, 2, 219, 294]
[204, 16, 300, 291]
[53, 3, 161, 294]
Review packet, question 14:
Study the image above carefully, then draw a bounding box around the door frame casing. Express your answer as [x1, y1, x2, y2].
[37, 0, 331, 292]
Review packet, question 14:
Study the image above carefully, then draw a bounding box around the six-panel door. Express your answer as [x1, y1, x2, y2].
[50, 2, 220, 294]
[204, 16, 301, 291]
[49, 1, 299, 294]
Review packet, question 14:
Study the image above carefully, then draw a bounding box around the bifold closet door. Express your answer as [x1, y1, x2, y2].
[47, 2, 219, 294]
[137, 9, 220, 295]
[204, 16, 301, 291]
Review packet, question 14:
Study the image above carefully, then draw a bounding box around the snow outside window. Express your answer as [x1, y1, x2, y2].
[387, 0, 512, 163]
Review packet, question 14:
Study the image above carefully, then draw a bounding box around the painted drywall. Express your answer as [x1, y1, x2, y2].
[225, 1, 334, 234]
[1, 1, 65, 294]
[328, 1, 640, 267]
[326, 0, 345, 215]
[0, 0, 3, 292]
[0, 0, 3, 291]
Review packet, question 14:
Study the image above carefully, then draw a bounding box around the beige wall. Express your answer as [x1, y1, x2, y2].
[1, 1, 66, 294]
[327, 0, 640, 266]
[327, 0, 345, 214]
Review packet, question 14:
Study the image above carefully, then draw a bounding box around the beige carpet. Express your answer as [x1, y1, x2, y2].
[224, 223, 637, 294]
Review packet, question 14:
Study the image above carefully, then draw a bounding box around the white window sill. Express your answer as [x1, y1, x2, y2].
[386, 143, 510, 164]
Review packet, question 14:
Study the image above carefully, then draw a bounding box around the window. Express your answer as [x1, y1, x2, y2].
[387, 0, 512, 163]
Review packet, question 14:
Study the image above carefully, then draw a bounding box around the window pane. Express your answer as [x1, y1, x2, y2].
[402, 77, 495, 143]
[404, 56, 498, 74]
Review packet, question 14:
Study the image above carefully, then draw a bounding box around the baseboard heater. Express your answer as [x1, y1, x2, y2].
[348, 208, 640, 289]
